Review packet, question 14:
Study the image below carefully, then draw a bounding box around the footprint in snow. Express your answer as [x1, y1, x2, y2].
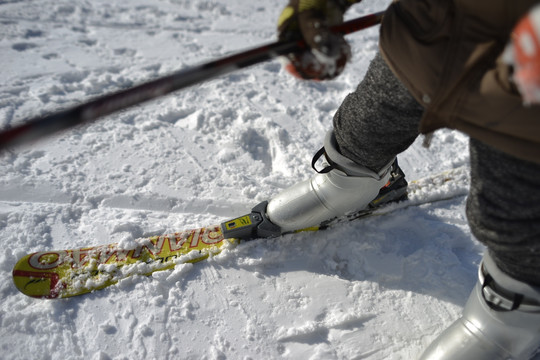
[11, 43, 38, 52]
[24, 29, 44, 39]
[239, 129, 272, 172]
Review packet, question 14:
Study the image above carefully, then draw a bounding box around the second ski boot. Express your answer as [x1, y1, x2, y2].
[222, 131, 408, 239]
[420, 252, 540, 360]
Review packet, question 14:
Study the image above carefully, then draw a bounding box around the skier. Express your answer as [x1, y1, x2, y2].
[255, 1, 540, 358]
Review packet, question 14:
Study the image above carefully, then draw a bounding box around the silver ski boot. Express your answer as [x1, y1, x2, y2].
[222, 131, 408, 239]
[420, 252, 540, 360]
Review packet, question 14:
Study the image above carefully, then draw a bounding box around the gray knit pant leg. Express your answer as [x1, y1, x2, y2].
[467, 139, 540, 286]
[332, 51, 424, 172]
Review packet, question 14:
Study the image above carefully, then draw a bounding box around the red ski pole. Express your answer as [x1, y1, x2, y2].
[0, 11, 384, 151]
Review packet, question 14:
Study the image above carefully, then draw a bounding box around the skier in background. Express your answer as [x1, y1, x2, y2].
[256, 0, 540, 358]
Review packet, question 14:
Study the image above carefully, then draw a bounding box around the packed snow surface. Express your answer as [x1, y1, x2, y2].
[0, 0, 498, 359]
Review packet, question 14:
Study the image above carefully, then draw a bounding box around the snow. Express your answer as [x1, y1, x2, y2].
[0, 0, 498, 359]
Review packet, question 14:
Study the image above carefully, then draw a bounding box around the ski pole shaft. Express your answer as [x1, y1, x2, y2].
[0, 11, 384, 151]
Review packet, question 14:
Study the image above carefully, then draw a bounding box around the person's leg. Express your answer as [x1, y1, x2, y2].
[262, 51, 424, 233]
[420, 139, 540, 360]
[333, 51, 424, 172]
[467, 138, 540, 286]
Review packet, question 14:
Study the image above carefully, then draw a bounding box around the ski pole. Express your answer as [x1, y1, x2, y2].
[0, 11, 384, 151]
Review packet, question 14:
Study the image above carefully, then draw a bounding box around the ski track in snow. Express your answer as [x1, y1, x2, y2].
[0, 1, 516, 359]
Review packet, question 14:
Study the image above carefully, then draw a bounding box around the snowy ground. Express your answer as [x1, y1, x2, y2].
[0, 1, 493, 359]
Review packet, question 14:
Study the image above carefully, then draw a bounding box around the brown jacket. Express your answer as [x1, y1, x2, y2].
[379, 0, 540, 164]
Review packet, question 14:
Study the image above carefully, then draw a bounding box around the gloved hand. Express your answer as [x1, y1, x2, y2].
[505, 5, 540, 105]
[278, 0, 360, 80]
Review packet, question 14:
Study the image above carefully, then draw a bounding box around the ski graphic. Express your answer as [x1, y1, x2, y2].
[13, 226, 234, 299]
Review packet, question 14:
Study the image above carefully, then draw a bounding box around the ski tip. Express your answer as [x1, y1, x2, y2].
[12, 255, 62, 299]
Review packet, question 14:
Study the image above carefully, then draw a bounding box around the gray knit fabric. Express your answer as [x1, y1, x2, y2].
[468, 139, 540, 286]
[331, 51, 540, 285]
[333, 52, 423, 173]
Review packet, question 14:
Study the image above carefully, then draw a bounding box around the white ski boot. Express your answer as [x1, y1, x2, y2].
[420, 252, 540, 360]
[265, 131, 399, 233]
[221, 131, 407, 239]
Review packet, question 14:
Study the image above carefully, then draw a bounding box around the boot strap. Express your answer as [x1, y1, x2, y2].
[481, 270, 540, 312]
[311, 146, 336, 174]
[482, 273, 525, 311]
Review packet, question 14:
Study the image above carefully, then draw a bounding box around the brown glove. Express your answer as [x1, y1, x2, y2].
[278, 0, 360, 80]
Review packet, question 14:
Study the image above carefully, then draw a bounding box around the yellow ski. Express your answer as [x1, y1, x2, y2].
[13, 225, 236, 299]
